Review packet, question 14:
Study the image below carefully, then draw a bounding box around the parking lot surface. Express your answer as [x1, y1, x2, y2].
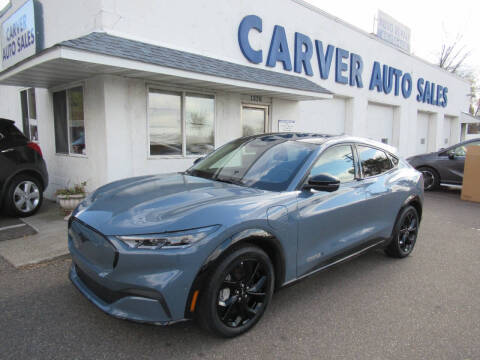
[1, 190, 479, 360]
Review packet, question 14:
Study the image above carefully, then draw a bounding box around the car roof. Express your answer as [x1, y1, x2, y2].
[247, 132, 399, 156]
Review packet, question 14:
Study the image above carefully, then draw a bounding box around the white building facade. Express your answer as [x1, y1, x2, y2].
[0, 0, 471, 198]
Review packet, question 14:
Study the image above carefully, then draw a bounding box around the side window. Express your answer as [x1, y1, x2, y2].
[389, 154, 399, 166]
[310, 145, 355, 183]
[452, 141, 480, 157]
[357, 146, 393, 177]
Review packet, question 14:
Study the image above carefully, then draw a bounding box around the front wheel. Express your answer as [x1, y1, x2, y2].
[197, 245, 275, 337]
[385, 206, 419, 258]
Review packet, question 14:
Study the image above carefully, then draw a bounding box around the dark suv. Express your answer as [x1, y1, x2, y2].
[0, 118, 48, 217]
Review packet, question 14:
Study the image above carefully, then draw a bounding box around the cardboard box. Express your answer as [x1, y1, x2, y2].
[461, 145, 480, 203]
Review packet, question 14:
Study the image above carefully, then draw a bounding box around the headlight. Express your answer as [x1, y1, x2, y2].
[116, 225, 219, 249]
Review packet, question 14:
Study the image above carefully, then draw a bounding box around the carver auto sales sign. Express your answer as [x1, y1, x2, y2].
[1, 0, 40, 69]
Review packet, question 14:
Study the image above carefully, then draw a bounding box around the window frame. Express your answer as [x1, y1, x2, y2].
[354, 143, 397, 179]
[147, 85, 216, 159]
[53, 84, 87, 158]
[19, 87, 38, 142]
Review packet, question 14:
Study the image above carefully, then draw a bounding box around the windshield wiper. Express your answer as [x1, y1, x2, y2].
[215, 176, 244, 186]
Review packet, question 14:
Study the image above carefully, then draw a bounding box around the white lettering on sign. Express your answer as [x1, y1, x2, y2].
[375, 10, 411, 53]
[1, 0, 37, 69]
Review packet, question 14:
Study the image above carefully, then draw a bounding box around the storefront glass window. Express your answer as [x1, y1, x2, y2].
[186, 93, 214, 155]
[149, 91, 182, 155]
[68, 87, 85, 155]
[53, 86, 86, 155]
[242, 106, 267, 136]
[20, 88, 38, 142]
[148, 89, 215, 156]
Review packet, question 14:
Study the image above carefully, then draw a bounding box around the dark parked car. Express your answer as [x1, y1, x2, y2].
[68, 133, 423, 337]
[407, 138, 480, 191]
[0, 118, 48, 217]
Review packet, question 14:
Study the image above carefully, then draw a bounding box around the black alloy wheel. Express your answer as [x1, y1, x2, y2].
[197, 246, 274, 337]
[386, 206, 419, 258]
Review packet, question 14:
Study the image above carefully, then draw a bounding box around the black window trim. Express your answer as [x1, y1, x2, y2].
[354, 143, 398, 180]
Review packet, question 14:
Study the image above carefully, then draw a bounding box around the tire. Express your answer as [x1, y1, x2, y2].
[416, 166, 439, 191]
[385, 205, 419, 258]
[4, 174, 43, 217]
[196, 245, 275, 338]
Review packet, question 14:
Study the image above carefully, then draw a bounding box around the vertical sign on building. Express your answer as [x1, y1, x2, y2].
[1, 0, 42, 70]
[375, 10, 411, 53]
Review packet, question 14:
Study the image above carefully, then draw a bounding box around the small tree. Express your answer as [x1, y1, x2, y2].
[438, 33, 472, 75]
[438, 29, 478, 115]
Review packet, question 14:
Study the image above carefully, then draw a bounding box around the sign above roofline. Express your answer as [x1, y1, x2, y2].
[1, 0, 44, 70]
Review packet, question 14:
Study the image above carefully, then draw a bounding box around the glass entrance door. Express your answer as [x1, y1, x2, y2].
[242, 105, 268, 136]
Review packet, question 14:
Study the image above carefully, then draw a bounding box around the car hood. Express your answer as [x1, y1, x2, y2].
[73, 173, 268, 236]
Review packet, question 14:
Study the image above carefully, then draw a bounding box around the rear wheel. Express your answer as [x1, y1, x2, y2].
[4, 174, 43, 217]
[386, 206, 419, 258]
[417, 166, 439, 191]
[197, 245, 274, 337]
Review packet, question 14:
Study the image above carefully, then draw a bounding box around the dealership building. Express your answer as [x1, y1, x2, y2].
[0, 0, 472, 198]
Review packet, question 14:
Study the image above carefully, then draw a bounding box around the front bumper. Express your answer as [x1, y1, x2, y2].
[67, 218, 218, 325]
[69, 264, 179, 325]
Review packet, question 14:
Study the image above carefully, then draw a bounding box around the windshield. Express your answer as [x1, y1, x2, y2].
[187, 136, 315, 191]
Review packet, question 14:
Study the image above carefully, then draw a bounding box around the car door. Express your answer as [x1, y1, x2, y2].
[296, 144, 372, 277]
[436, 141, 480, 184]
[355, 145, 404, 240]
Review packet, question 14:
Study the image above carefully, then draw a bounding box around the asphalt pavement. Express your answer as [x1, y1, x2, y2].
[1, 189, 479, 360]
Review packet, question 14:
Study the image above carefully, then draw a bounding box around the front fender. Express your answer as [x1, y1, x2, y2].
[184, 226, 289, 318]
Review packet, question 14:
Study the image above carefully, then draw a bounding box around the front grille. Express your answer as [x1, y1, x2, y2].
[76, 265, 125, 304]
[69, 218, 117, 270]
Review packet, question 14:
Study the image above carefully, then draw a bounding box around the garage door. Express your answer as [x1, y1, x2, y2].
[443, 116, 455, 147]
[366, 102, 394, 145]
[298, 97, 345, 135]
[417, 112, 430, 154]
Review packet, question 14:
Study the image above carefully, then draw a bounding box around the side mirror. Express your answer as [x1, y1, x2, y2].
[448, 152, 455, 160]
[193, 157, 204, 165]
[304, 174, 340, 192]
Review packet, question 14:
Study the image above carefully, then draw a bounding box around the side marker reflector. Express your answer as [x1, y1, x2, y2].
[190, 290, 199, 312]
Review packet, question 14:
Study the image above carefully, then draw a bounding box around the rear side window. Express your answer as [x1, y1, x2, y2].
[357, 145, 393, 177]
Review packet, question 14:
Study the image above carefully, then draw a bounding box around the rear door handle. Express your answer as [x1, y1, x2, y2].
[1, 148, 14, 153]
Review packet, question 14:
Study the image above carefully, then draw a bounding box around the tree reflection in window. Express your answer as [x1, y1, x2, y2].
[357, 146, 393, 177]
[310, 145, 355, 182]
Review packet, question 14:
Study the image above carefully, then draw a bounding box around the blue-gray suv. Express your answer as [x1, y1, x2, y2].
[68, 133, 423, 337]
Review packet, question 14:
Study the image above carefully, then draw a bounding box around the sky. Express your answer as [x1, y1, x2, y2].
[304, 0, 479, 84]
[1, 0, 478, 83]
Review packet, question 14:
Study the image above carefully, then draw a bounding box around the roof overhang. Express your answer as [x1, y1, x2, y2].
[0, 34, 333, 101]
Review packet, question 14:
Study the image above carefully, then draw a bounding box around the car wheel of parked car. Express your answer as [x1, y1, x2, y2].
[197, 245, 275, 337]
[4, 174, 43, 217]
[417, 166, 439, 191]
[385, 206, 419, 258]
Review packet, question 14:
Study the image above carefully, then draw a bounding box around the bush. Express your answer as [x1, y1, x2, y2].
[56, 181, 87, 196]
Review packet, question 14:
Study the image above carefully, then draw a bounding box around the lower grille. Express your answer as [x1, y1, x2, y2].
[76, 265, 125, 304]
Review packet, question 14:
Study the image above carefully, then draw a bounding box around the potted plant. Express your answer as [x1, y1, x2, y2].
[56, 181, 87, 216]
